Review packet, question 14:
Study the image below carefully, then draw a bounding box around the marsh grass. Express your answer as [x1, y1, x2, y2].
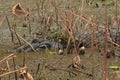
[0, 0, 120, 80]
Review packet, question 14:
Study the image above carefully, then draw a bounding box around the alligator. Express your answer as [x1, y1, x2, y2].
[7, 38, 63, 53]
[7, 27, 120, 55]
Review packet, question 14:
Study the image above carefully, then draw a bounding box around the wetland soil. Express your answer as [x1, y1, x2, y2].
[0, 44, 120, 80]
[0, 0, 120, 80]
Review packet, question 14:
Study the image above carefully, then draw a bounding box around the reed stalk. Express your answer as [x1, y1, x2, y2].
[103, 1, 108, 80]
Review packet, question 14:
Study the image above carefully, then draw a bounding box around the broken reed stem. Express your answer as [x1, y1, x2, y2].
[36, 0, 41, 19]
[104, 2, 108, 80]
[52, 1, 78, 55]
[11, 29, 36, 52]
[13, 58, 18, 80]
[64, 16, 78, 54]
[0, 54, 16, 79]
[108, 39, 120, 47]
[36, 0, 42, 34]
[6, 16, 14, 42]
[12, 26, 22, 45]
[72, 68, 93, 77]
[72, 34, 78, 55]
[51, 0, 59, 26]
[45, 64, 77, 76]
[65, 23, 78, 55]
[46, 64, 93, 77]
[104, 21, 108, 80]
[115, 0, 118, 22]
[0, 54, 16, 63]
[69, 10, 106, 29]
[22, 56, 26, 67]
[25, 10, 32, 36]
[89, 15, 95, 80]
[115, 0, 120, 48]
[66, 37, 71, 54]
[6, 60, 10, 71]
[0, 15, 6, 27]
[6, 16, 22, 45]
[0, 67, 27, 78]
[36, 63, 40, 75]
[66, 8, 79, 55]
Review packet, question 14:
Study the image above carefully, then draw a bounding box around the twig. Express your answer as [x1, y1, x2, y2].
[36, 63, 40, 75]
[0, 54, 16, 63]
[45, 64, 77, 76]
[6, 60, 10, 71]
[0, 15, 6, 27]
[89, 15, 95, 80]
[13, 58, 18, 80]
[6, 16, 14, 42]
[6, 16, 22, 45]
[12, 27, 22, 45]
[108, 39, 120, 47]
[11, 29, 36, 52]
[46, 63, 93, 77]
[104, 2, 108, 80]
[72, 68, 93, 77]
[22, 56, 26, 67]
[0, 67, 27, 78]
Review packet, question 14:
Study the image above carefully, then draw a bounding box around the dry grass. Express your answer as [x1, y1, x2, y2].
[0, 0, 120, 80]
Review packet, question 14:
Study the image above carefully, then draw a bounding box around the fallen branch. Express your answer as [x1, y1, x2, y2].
[0, 67, 27, 78]
[45, 64, 77, 76]
[72, 68, 93, 77]
[108, 39, 120, 47]
[0, 54, 16, 63]
[67, 63, 93, 77]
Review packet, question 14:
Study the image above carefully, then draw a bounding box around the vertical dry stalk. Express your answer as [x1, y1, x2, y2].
[36, 0, 42, 20]
[115, 0, 118, 22]
[52, 1, 78, 54]
[6, 16, 22, 45]
[114, 0, 120, 45]
[6, 60, 10, 71]
[35, 63, 40, 75]
[89, 15, 95, 80]
[13, 26, 22, 45]
[13, 58, 18, 80]
[0, 15, 6, 27]
[36, 0, 43, 34]
[103, 2, 108, 80]
[25, 11, 31, 36]
[65, 12, 78, 54]
[111, 0, 117, 44]
[64, 16, 78, 54]
[53, 1, 59, 26]
[6, 16, 14, 42]
[66, 37, 71, 54]
[22, 56, 26, 67]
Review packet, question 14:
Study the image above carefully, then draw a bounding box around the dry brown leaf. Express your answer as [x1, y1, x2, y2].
[19, 68, 34, 80]
[12, 3, 29, 18]
[73, 55, 81, 68]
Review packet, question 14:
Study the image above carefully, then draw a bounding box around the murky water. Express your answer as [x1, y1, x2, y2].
[0, 46, 119, 80]
[0, 0, 120, 80]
